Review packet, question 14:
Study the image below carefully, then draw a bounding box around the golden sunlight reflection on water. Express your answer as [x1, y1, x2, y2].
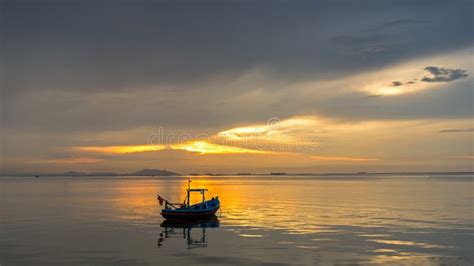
[106, 176, 471, 259]
[103, 176, 473, 232]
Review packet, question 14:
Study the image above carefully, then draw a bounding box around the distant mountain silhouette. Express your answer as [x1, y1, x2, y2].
[15, 169, 181, 177]
[128, 169, 180, 176]
[64, 171, 84, 176]
[61, 171, 119, 176]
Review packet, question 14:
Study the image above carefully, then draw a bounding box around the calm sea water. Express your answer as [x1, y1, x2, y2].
[0, 175, 473, 265]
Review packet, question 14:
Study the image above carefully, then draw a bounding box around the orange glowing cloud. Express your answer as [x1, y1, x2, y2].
[311, 156, 379, 162]
[76, 144, 166, 154]
[76, 141, 280, 155]
[74, 116, 323, 157]
[217, 116, 319, 141]
[170, 141, 276, 155]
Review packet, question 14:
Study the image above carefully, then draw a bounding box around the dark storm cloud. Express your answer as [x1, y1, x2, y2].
[388, 80, 416, 86]
[422, 66, 468, 83]
[386, 65, 469, 88]
[1, 0, 473, 134]
[3, 1, 473, 95]
[439, 128, 474, 133]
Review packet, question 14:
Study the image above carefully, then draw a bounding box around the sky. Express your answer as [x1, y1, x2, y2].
[1, 0, 473, 174]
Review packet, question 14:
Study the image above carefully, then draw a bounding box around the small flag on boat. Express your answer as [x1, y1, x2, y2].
[157, 195, 164, 206]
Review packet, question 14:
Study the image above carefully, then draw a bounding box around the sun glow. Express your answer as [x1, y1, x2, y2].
[353, 48, 471, 96]
[366, 82, 435, 96]
[170, 141, 274, 155]
[218, 116, 319, 141]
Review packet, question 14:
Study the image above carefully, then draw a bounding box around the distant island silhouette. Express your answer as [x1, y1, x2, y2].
[2, 169, 181, 177]
[130, 169, 179, 176]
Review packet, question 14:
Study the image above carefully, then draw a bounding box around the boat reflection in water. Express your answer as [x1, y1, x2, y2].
[157, 217, 220, 249]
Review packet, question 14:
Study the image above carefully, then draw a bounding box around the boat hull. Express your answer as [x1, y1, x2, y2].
[161, 206, 219, 220]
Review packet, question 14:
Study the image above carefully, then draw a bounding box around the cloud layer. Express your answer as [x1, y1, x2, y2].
[2, 0, 473, 173]
[422, 66, 468, 83]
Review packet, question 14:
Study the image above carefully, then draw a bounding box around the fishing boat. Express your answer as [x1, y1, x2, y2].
[157, 178, 220, 220]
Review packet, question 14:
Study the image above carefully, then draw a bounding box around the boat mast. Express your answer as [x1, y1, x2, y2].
[187, 177, 191, 207]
